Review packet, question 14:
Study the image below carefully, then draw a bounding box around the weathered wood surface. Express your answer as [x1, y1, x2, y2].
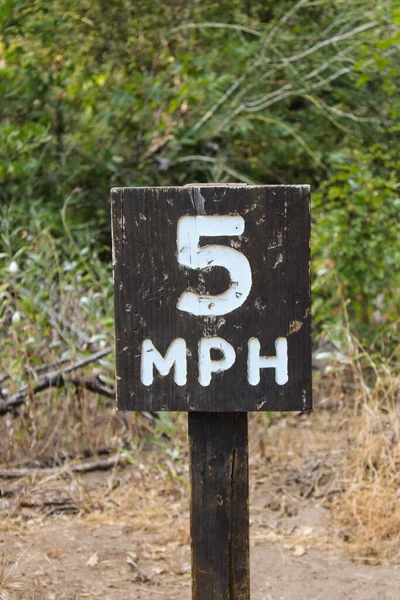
[189, 412, 249, 600]
[111, 184, 311, 412]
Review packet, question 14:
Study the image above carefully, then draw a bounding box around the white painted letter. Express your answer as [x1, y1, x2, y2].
[248, 337, 288, 386]
[177, 215, 252, 316]
[198, 337, 236, 386]
[141, 338, 187, 386]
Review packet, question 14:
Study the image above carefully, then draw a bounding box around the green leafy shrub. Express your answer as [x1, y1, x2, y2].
[313, 144, 400, 341]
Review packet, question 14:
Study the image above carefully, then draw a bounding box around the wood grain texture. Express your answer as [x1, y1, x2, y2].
[111, 185, 311, 412]
[189, 412, 249, 600]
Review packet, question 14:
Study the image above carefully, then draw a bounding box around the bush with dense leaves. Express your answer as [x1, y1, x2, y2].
[0, 0, 399, 344]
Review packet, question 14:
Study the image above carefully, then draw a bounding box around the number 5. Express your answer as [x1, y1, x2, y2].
[176, 215, 252, 316]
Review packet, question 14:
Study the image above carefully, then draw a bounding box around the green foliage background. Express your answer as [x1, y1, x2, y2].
[1, 0, 399, 349]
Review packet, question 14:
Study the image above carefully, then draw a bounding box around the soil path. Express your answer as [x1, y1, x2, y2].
[2, 410, 399, 599]
[2, 462, 400, 600]
[3, 512, 400, 599]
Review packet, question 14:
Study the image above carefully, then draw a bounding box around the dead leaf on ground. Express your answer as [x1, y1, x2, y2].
[293, 545, 307, 557]
[86, 552, 99, 567]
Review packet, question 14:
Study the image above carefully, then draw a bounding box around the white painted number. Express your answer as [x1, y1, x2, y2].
[176, 215, 252, 316]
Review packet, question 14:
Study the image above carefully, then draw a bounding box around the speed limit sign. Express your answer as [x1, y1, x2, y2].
[112, 183, 311, 600]
[111, 184, 311, 412]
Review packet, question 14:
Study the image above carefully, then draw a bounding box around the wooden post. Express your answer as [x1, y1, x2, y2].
[111, 184, 312, 600]
[189, 412, 249, 600]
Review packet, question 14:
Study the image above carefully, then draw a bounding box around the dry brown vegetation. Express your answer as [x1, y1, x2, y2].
[1, 222, 399, 593]
[330, 358, 400, 563]
[0, 354, 399, 599]
[1, 334, 399, 574]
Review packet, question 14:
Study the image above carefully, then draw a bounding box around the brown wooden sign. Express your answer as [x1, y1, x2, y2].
[111, 185, 311, 412]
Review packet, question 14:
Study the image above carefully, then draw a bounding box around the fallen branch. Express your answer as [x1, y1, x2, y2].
[70, 376, 115, 399]
[0, 356, 75, 391]
[0, 454, 126, 479]
[34, 355, 74, 376]
[0, 347, 113, 416]
[21, 373, 115, 400]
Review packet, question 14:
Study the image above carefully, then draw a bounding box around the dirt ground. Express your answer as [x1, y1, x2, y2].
[1, 411, 400, 599]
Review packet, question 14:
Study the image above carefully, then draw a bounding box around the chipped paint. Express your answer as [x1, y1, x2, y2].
[111, 185, 311, 412]
[273, 253, 283, 269]
[287, 320, 303, 335]
[189, 187, 206, 215]
[268, 231, 283, 250]
[254, 297, 267, 312]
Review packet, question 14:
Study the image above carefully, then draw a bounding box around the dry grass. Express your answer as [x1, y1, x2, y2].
[2, 355, 400, 568]
[1, 233, 399, 569]
[0, 352, 399, 600]
[0, 548, 40, 600]
[0, 388, 151, 469]
[2, 361, 400, 569]
[330, 362, 400, 563]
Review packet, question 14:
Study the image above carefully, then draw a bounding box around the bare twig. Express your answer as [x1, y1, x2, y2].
[70, 376, 115, 399]
[177, 155, 256, 184]
[0, 454, 127, 479]
[0, 347, 113, 416]
[169, 22, 262, 37]
[191, 75, 246, 132]
[281, 21, 378, 66]
[60, 347, 113, 372]
[212, 18, 381, 133]
[35, 356, 73, 375]
[1, 356, 74, 390]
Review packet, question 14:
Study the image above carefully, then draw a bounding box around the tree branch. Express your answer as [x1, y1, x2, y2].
[0, 454, 126, 479]
[0, 347, 113, 416]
